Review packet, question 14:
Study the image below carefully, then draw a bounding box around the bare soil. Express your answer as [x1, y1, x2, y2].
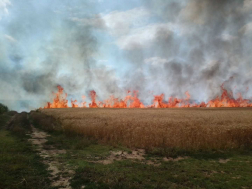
[91, 149, 187, 166]
[28, 125, 75, 189]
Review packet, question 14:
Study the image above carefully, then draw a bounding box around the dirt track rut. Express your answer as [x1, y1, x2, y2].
[28, 125, 74, 189]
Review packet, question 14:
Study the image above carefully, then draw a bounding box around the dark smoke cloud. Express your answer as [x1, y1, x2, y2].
[1, 0, 252, 111]
[122, 0, 252, 101]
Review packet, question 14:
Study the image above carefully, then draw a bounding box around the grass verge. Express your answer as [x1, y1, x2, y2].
[42, 129, 252, 189]
[0, 114, 52, 189]
[70, 154, 252, 189]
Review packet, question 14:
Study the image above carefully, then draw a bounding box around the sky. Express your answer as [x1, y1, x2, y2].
[0, 0, 252, 111]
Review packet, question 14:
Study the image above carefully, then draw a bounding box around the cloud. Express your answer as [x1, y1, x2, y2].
[220, 33, 237, 41]
[102, 7, 151, 36]
[70, 14, 105, 29]
[243, 0, 252, 12]
[179, 0, 231, 25]
[4, 34, 17, 43]
[144, 57, 168, 66]
[115, 23, 177, 50]
[240, 22, 252, 35]
[0, 0, 11, 19]
[179, 0, 208, 24]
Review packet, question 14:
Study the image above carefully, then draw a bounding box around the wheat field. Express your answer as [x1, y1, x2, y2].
[40, 108, 252, 150]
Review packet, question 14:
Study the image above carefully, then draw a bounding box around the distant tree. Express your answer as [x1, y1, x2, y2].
[0, 103, 9, 114]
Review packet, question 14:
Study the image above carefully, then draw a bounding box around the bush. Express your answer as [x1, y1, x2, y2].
[7, 112, 31, 136]
[5, 111, 17, 116]
[0, 103, 8, 114]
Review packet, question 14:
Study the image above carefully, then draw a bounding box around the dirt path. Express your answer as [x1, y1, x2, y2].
[28, 125, 75, 189]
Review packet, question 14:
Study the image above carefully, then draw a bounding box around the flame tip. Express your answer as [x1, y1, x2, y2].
[42, 85, 252, 109]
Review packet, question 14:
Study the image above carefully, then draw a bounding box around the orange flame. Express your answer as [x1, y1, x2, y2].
[71, 100, 78, 108]
[89, 90, 98, 108]
[43, 85, 252, 109]
[44, 86, 68, 108]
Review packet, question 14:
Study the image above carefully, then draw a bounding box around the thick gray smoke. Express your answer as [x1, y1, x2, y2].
[122, 0, 252, 101]
[0, 0, 252, 111]
[0, 0, 120, 111]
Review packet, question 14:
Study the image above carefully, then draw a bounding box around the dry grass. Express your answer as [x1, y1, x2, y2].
[40, 108, 252, 150]
[30, 110, 61, 132]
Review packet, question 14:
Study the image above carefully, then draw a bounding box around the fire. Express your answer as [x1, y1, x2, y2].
[207, 85, 252, 107]
[44, 86, 68, 108]
[89, 90, 98, 108]
[43, 85, 252, 109]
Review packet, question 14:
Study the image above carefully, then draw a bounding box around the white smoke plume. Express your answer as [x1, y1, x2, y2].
[0, 0, 252, 111]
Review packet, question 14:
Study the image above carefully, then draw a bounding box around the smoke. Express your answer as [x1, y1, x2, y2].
[0, 0, 252, 111]
[0, 0, 119, 111]
[120, 0, 252, 101]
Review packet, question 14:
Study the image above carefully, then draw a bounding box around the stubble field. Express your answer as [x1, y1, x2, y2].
[41, 108, 252, 151]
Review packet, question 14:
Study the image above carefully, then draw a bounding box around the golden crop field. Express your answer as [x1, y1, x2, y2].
[40, 108, 252, 150]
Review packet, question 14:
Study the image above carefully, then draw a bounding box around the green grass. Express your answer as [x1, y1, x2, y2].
[68, 151, 252, 189]
[42, 129, 252, 189]
[43, 130, 137, 175]
[0, 114, 52, 189]
[0, 113, 9, 129]
[45, 131, 130, 162]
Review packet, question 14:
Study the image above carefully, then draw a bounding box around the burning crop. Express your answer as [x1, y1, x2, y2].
[42, 85, 252, 109]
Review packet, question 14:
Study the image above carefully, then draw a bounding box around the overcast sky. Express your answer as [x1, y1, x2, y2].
[1, 0, 252, 111]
